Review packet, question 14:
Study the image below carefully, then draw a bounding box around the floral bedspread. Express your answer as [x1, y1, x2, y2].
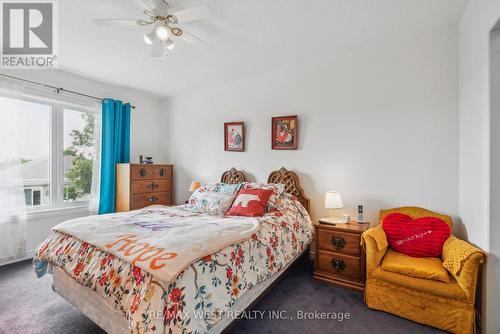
[33, 193, 313, 334]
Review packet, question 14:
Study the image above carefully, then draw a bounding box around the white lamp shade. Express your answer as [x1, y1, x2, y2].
[325, 191, 343, 209]
[189, 181, 201, 192]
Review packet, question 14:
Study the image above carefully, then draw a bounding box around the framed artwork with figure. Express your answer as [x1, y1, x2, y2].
[224, 122, 245, 152]
[272, 115, 298, 150]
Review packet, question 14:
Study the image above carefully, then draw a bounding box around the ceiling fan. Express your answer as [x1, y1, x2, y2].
[91, 0, 213, 58]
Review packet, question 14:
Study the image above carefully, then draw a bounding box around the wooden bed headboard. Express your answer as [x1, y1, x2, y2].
[268, 167, 310, 213]
[220, 167, 246, 184]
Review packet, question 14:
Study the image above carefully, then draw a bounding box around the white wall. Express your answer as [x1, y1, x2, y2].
[458, 0, 500, 252]
[0, 69, 167, 263]
[489, 30, 500, 334]
[459, 1, 500, 332]
[162, 20, 460, 227]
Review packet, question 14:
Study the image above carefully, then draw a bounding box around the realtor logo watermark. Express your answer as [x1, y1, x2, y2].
[1, 0, 58, 68]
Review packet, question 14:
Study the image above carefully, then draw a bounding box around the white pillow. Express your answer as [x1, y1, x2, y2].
[192, 192, 235, 215]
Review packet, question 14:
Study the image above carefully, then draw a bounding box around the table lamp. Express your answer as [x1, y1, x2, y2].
[189, 181, 201, 192]
[321, 191, 344, 224]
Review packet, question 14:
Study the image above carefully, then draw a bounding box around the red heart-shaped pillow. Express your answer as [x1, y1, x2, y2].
[382, 213, 451, 258]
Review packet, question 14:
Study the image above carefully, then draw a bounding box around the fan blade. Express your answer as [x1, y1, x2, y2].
[134, 0, 168, 13]
[91, 18, 139, 26]
[179, 30, 212, 49]
[132, 0, 154, 10]
[171, 5, 213, 23]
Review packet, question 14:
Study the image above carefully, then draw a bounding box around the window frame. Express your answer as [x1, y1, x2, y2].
[20, 92, 99, 213]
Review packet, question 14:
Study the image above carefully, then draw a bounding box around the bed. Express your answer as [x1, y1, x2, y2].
[33, 167, 313, 334]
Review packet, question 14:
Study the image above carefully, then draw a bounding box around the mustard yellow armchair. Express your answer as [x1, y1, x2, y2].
[361, 207, 485, 334]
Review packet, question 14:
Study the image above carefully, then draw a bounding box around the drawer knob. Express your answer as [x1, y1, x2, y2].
[159, 168, 166, 177]
[330, 258, 346, 272]
[330, 236, 346, 250]
[147, 182, 158, 190]
[147, 196, 158, 203]
[139, 168, 147, 177]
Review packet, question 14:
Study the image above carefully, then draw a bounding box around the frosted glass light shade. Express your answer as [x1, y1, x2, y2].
[155, 25, 170, 40]
[144, 30, 155, 45]
[189, 181, 201, 192]
[325, 191, 343, 209]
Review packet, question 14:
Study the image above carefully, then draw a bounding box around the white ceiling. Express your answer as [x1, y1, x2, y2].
[59, 0, 469, 98]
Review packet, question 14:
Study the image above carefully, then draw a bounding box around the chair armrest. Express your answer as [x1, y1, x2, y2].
[442, 236, 485, 302]
[361, 225, 388, 278]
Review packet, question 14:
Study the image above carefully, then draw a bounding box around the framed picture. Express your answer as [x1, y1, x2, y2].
[272, 115, 298, 150]
[224, 122, 245, 152]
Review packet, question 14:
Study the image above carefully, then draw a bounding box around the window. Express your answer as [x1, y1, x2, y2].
[24, 189, 32, 206]
[63, 109, 96, 203]
[3, 93, 99, 210]
[33, 190, 41, 206]
[19, 100, 51, 207]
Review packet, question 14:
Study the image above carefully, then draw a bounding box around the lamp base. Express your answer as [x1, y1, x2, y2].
[319, 217, 347, 225]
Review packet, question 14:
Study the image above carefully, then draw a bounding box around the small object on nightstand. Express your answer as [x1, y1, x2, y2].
[340, 214, 351, 224]
[313, 220, 370, 291]
[358, 205, 365, 223]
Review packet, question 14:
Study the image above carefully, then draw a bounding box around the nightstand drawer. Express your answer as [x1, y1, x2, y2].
[317, 250, 361, 282]
[317, 229, 360, 256]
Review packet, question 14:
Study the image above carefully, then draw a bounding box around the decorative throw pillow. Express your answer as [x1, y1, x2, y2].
[192, 192, 235, 216]
[226, 188, 274, 217]
[218, 183, 243, 195]
[188, 183, 222, 205]
[240, 182, 285, 211]
[383, 213, 451, 258]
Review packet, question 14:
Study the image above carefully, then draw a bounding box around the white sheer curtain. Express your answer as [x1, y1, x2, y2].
[89, 104, 102, 214]
[0, 82, 27, 263]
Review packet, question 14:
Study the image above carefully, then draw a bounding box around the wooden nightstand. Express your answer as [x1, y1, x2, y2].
[313, 221, 370, 291]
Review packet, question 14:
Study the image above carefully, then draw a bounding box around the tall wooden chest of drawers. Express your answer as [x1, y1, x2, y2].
[116, 163, 173, 212]
[313, 221, 369, 291]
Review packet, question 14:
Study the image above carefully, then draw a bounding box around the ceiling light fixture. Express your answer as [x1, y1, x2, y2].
[165, 38, 175, 50]
[143, 30, 155, 45]
[151, 39, 167, 58]
[92, 3, 214, 58]
[155, 25, 170, 40]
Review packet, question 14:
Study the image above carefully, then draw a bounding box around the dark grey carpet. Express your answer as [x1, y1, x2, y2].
[0, 258, 443, 334]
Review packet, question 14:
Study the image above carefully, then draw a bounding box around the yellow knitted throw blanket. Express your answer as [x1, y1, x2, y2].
[362, 225, 388, 251]
[442, 237, 484, 275]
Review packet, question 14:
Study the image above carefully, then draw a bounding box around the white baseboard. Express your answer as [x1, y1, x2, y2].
[0, 250, 35, 267]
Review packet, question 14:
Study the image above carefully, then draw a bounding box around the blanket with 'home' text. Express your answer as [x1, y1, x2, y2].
[52, 205, 259, 287]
